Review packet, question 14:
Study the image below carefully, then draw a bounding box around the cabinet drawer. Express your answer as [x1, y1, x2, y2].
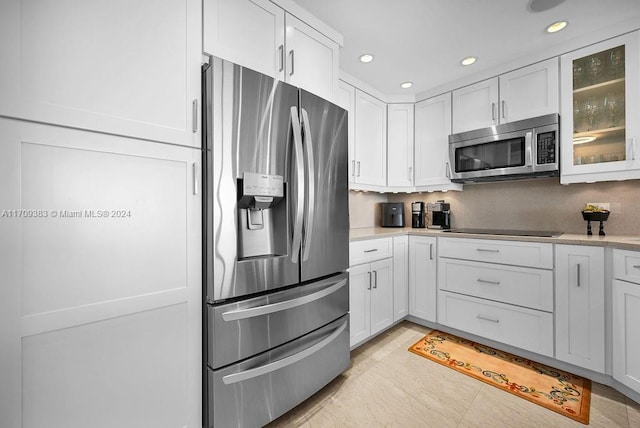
[438, 259, 553, 311]
[349, 237, 392, 265]
[438, 237, 553, 269]
[437, 292, 554, 357]
[613, 249, 640, 284]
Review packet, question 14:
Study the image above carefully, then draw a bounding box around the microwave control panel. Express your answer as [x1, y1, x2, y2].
[536, 131, 556, 164]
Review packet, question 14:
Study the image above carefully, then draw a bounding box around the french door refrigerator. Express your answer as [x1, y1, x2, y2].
[202, 56, 350, 428]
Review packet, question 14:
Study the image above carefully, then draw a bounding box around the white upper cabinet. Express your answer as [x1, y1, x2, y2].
[560, 31, 640, 184]
[204, 0, 285, 80]
[285, 14, 339, 102]
[204, 0, 340, 102]
[387, 104, 414, 188]
[337, 81, 356, 184]
[354, 90, 387, 187]
[1, 0, 201, 147]
[452, 58, 559, 134]
[414, 93, 462, 191]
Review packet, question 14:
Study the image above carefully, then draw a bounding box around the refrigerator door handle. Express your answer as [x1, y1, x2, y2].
[301, 108, 315, 262]
[221, 277, 347, 321]
[222, 318, 347, 385]
[290, 106, 305, 263]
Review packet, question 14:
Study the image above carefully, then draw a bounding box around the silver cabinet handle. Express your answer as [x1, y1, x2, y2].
[364, 249, 378, 253]
[491, 102, 496, 121]
[577, 263, 581, 287]
[357, 161, 361, 177]
[222, 319, 347, 385]
[192, 99, 198, 133]
[290, 106, 305, 263]
[221, 278, 347, 321]
[351, 160, 355, 177]
[445, 162, 451, 179]
[373, 270, 378, 289]
[192, 162, 199, 196]
[633, 265, 640, 269]
[476, 248, 499, 253]
[429, 243, 433, 260]
[289, 50, 295, 76]
[501, 100, 505, 119]
[408, 166, 413, 181]
[632, 138, 637, 161]
[367, 271, 372, 290]
[477, 278, 500, 285]
[477, 315, 500, 323]
[301, 108, 315, 262]
[278, 45, 284, 72]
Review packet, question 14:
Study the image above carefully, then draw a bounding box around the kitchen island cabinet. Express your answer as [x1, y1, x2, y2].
[555, 245, 605, 373]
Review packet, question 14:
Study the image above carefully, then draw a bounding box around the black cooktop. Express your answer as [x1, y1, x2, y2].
[443, 228, 563, 238]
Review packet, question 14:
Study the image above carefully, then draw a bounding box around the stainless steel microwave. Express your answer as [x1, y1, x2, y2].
[448, 114, 559, 183]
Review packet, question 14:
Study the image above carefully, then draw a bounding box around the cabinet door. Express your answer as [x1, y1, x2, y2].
[369, 259, 394, 335]
[560, 31, 640, 183]
[555, 245, 605, 372]
[499, 58, 559, 123]
[393, 236, 409, 321]
[285, 13, 339, 102]
[337, 81, 356, 184]
[13, 0, 201, 147]
[613, 279, 640, 393]
[452, 78, 499, 133]
[409, 236, 437, 322]
[348, 264, 371, 347]
[414, 93, 461, 190]
[387, 104, 415, 187]
[203, 0, 285, 80]
[354, 90, 387, 186]
[0, 118, 201, 428]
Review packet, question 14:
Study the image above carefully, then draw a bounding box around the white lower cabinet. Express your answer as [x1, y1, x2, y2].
[408, 236, 437, 322]
[555, 245, 605, 372]
[348, 238, 394, 348]
[393, 236, 409, 321]
[613, 250, 640, 393]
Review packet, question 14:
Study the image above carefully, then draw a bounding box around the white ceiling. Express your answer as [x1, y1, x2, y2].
[291, 0, 640, 98]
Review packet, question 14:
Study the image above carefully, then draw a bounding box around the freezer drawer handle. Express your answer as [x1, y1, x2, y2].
[222, 319, 348, 385]
[221, 278, 347, 321]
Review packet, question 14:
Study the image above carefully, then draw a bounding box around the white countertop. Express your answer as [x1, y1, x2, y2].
[349, 227, 640, 251]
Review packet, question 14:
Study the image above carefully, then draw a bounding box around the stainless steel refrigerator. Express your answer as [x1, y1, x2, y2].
[202, 56, 350, 428]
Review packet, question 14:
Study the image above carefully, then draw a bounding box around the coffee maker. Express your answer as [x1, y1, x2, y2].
[427, 200, 451, 230]
[411, 202, 426, 228]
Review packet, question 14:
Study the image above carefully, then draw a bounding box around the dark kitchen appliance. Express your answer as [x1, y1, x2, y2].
[381, 203, 405, 227]
[411, 202, 426, 228]
[427, 200, 451, 230]
[202, 56, 349, 428]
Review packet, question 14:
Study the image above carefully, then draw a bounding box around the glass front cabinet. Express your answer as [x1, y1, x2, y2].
[560, 31, 640, 183]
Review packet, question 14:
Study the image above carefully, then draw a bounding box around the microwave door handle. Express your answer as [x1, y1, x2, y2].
[525, 131, 533, 167]
[301, 108, 315, 262]
[290, 106, 304, 263]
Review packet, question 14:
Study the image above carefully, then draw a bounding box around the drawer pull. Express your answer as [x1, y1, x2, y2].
[633, 265, 640, 269]
[364, 249, 378, 253]
[476, 248, 500, 253]
[477, 278, 500, 285]
[477, 315, 500, 323]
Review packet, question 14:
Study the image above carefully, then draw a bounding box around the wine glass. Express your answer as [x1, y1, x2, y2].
[586, 55, 604, 83]
[609, 48, 624, 78]
[583, 97, 601, 130]
[604, 93, 624, 127]
[573, 60, 585, 88]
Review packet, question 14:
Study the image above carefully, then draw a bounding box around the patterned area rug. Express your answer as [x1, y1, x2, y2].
[409, 330, 591, 424]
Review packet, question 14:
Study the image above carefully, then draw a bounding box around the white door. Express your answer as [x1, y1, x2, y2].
[203, 0, 285, 80]
[369, 259, 394, 335]
[348, 264, 371, 347]
[613, 279, 640, 393]
[285, 13, 339, 102]
[499, 58, 559, 123]
[11, 0, 201, 147]
[409, 236, 437, 322]
[393, 236, 409, 321]
[555, 245, 605, 372]
[0, 118, 201, 428]
[354, 90, 387, 186]
[452, 77, 499, 133]
[387, 104, 414, 187]
[337, 81, 356, 184]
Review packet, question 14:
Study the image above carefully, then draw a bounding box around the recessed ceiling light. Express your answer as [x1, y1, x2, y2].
[546, 20, 568, 33]
[400, 81, 413, 89]
[359, 54, 374, 63]
[461, 56, 477, 66]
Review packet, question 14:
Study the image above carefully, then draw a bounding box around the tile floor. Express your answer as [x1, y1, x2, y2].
[268, 321, 640, 427]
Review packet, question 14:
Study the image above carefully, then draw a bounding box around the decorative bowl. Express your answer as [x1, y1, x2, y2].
[582, 210, 610, 222]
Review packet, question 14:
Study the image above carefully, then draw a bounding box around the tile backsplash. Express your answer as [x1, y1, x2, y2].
[350, 178, 640, 236]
